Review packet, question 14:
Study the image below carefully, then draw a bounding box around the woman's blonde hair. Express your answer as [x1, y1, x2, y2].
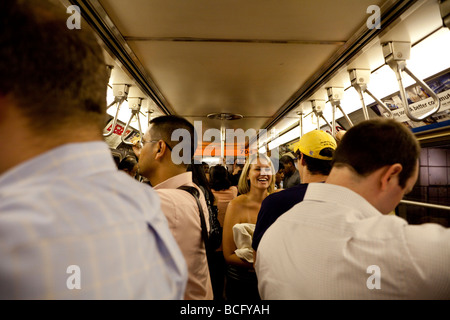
[237, 153, 276, 195]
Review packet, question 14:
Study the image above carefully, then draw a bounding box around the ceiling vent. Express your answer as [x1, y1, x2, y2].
[207, 113, 243, 121]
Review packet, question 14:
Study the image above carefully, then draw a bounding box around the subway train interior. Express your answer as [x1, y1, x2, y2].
[64, 0, 450, 226]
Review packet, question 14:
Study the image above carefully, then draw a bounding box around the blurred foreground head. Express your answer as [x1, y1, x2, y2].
[0, 0, 108, 134]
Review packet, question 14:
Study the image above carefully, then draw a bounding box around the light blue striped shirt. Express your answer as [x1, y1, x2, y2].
[0, 142, 187, 299]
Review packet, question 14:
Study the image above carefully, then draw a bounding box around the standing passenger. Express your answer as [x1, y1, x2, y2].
[222, 154, 275, 300]
[187, 162, 221, 299]
[118, 155, 139, 178]
[210, 165, 238, 228]
[279, 153, 301, 188]
[209, 164, 238, 300]
[132, 115, 213, 300]
[274, 162, 285, 190]
[256, 118, 450, 299]
[229, 158, 244, 187]
[0, 0, 186, 299]
[252, 130, 337, 252]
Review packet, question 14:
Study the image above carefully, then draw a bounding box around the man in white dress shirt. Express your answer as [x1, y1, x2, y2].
[0, 0, 187, 299]
[256, 118, 450, 299]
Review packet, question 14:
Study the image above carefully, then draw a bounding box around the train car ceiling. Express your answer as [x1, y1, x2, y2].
[66, 0, 450, 157]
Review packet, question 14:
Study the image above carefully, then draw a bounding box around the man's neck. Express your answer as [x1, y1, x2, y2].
[0, 123, 102, 176]
[304, 174, 328, 183]
[149, 165, 187, 187]
[325, 166, 381, 211]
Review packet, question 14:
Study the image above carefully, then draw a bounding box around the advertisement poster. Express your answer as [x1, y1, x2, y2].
[103, 119, 136, 149]
[370, 69, 450, 133]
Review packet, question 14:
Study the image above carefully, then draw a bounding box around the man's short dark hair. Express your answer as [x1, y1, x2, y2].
[280, 154, 295, 166]
[118, 155, 137, 171]
[332, 118, 420, 188]
[0, 0, 108, 133]
[297, 148, 334, 176]
[149, 115, 197, 165]
[210, 165, 232, 191]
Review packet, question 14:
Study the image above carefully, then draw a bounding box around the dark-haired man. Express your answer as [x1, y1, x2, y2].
[0, 0, 186, 299]
[133, 115, 213, 300]
[256, 118, 450, 299]
[252, 130, 337, 252]
[279, 153, 301, 189]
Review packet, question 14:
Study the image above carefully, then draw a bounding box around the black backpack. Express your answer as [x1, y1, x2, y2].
[177, 186, 222, 254]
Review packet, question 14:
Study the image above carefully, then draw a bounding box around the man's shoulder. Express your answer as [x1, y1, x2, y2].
[155, 183, 204, 212]
[264, 183, 308, 203]
[0, 172, 164, 243]
[156, 187, 193, 202]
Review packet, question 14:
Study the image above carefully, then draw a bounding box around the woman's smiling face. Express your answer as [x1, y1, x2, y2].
[247, 158, 273, 190]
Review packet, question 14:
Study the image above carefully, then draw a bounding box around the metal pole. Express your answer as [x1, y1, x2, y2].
[400, 200, 450, 211]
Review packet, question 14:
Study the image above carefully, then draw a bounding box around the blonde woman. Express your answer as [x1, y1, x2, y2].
[222, 153, 276, 300]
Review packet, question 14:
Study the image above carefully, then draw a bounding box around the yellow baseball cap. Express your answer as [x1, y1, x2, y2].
[291, 130, 337, 160]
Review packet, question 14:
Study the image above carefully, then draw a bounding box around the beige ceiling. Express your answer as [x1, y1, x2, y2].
[82, 0, 446, 150]
[96, 0, 389, 134]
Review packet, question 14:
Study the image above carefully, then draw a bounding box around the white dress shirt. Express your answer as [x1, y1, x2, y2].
[256, 182, 450, 299]
[0, 142, 187, 299]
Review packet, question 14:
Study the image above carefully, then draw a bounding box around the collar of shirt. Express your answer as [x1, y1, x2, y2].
[0, 141, 116, 193]
[304, 182, 382, 220]
[153, 171, 193, 190]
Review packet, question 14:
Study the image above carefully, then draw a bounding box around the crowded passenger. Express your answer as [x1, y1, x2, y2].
[255, 118, 450, 299]
[209, 164, 238, 300]
[0, 0, 187, 299]
[335, 129, 347, 145]
[187, 163, 223, 300]
[222, 154, 275, 300]
[210, 165, 239, 228]
[279, 152, 301, 188]
[252, 130, 337, 252]
[132, 115, 213, 300]
[229, 158, 244, 187]
[202, 162, 211, 182]
[118, 155, 139, 178]
[274, 162, 285, 190]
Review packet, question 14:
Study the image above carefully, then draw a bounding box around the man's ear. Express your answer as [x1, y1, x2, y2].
[300, 153, 306, 166]
[154, 140, 165, 160]
[380, 164, 403, 191]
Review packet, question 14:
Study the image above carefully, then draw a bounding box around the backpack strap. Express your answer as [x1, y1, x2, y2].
[177, 186, 209, 248]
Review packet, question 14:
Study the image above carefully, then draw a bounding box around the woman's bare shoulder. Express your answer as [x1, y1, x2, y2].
[230, 194, 248, 205]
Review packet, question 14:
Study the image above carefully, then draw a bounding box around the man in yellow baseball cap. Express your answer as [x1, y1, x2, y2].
[252, 129, 338, 252]
[291, 130, 337, 160]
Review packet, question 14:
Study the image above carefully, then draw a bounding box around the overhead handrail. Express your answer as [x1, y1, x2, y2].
[400, 200, 450, 212]
[103, 84, 130, 137]
[121, 97, 144, 146]
[311, 100, 332, 130]
[337, 104, 354, 128]
[327, 87, 340, 137]
[303, 101, 331, 130]
[349, 69, 394, 120]
[296, 107, 304, 138]
[103, 98, 126, 137]
[327, 87, 353, 137]
[382, 41, 441, 122]
[106, 99, 118, 110]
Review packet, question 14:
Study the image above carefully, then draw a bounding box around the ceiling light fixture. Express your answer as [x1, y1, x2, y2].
[207, 113, 244, 121]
